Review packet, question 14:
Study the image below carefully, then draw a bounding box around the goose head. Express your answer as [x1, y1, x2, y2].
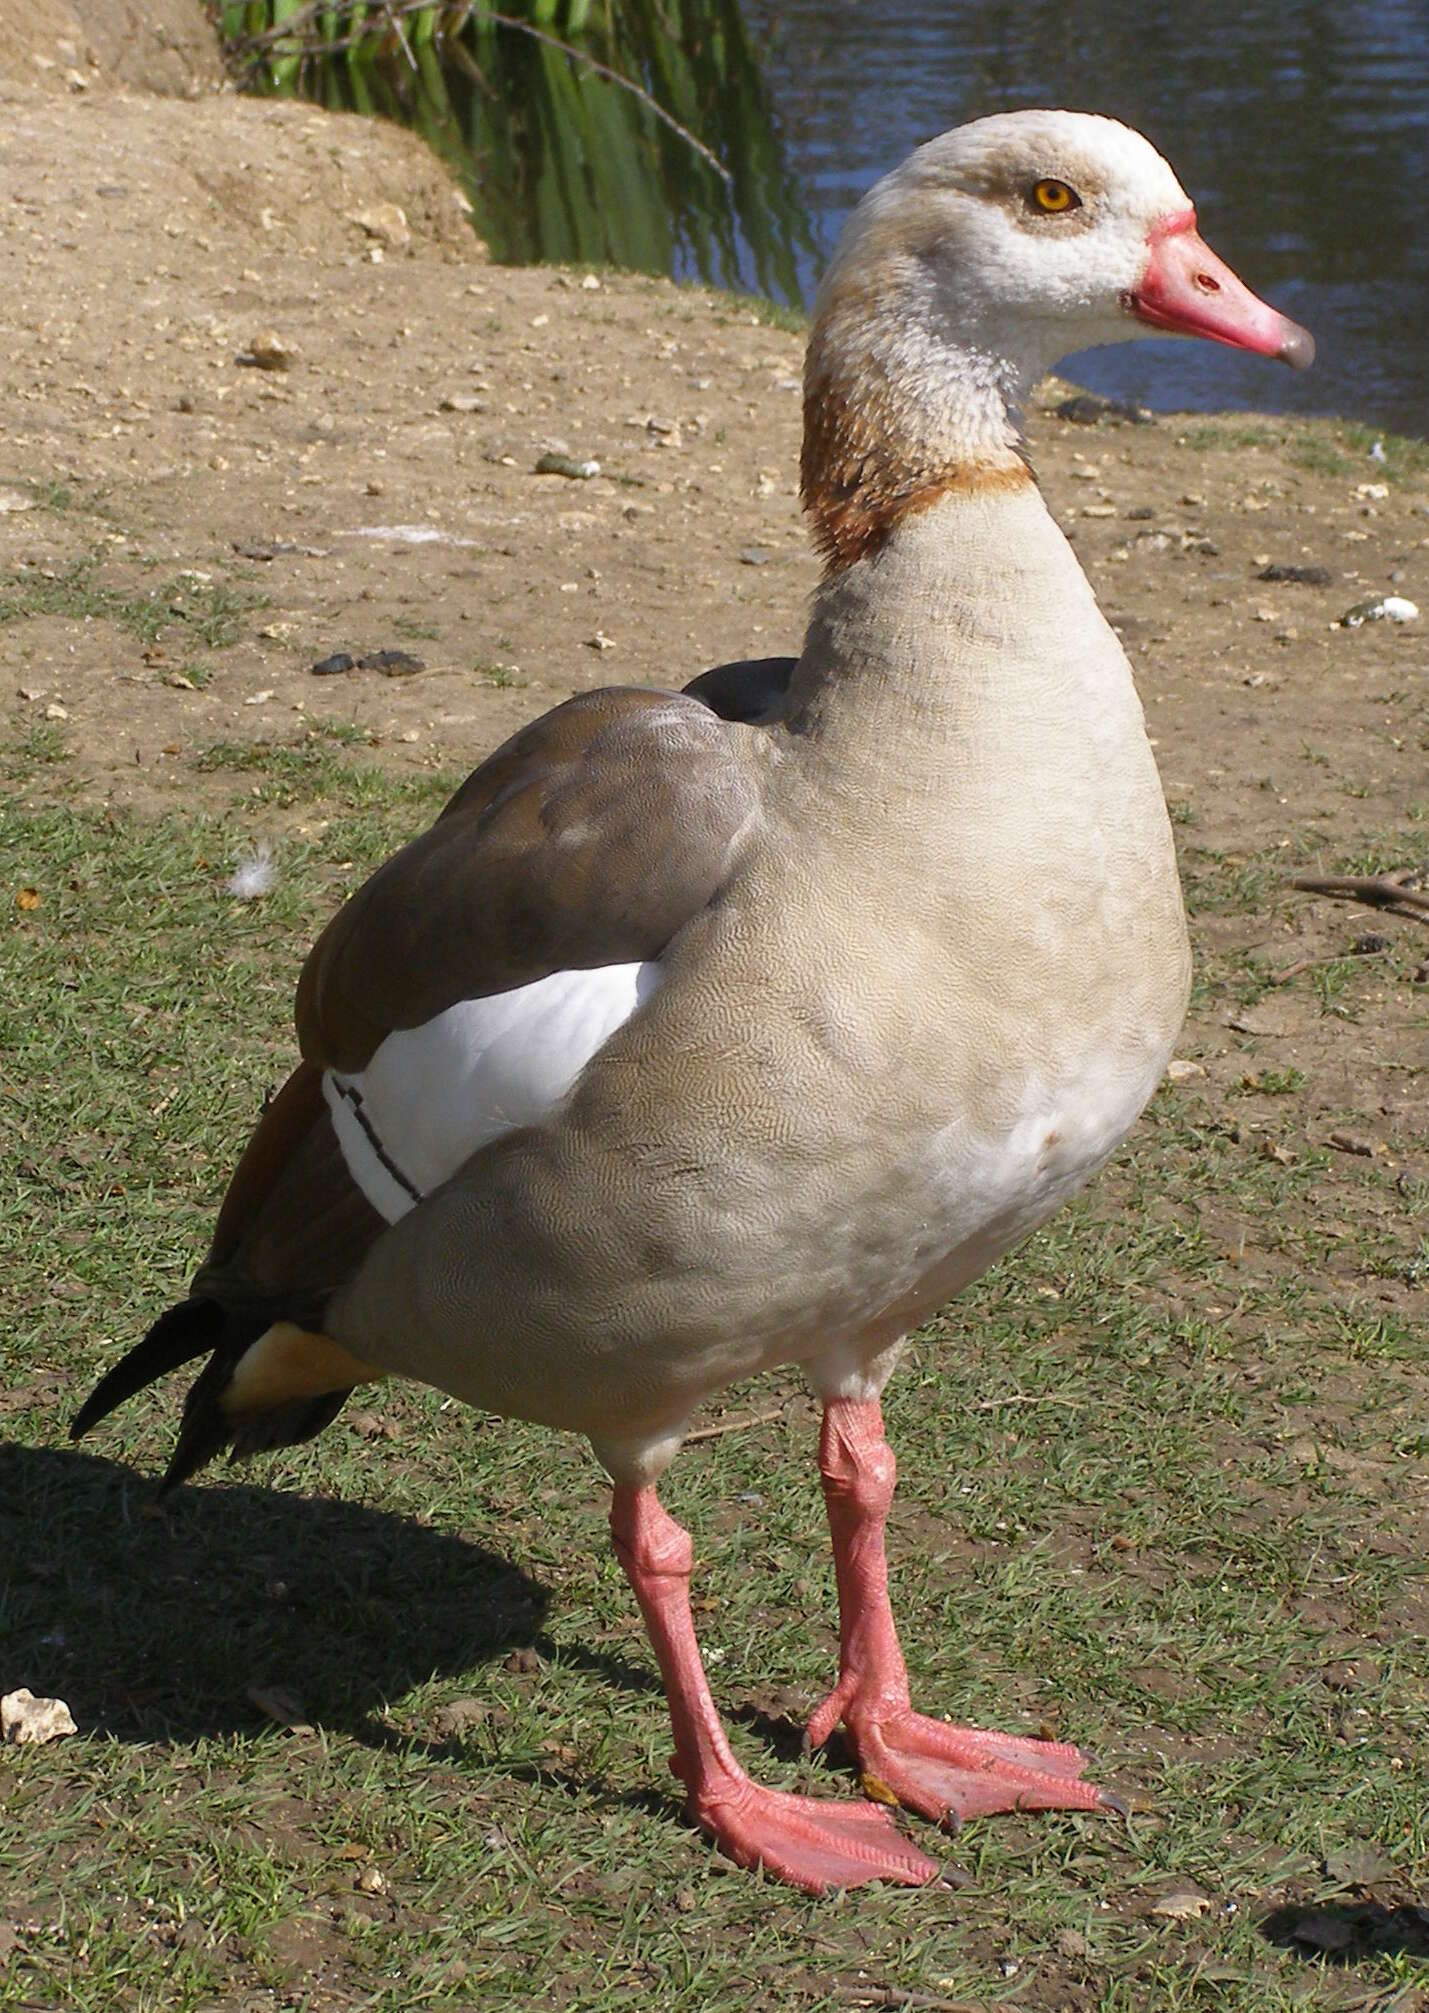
[803, 110, 1313, 564]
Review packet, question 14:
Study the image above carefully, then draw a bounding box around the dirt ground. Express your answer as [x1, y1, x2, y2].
[1, 11, 1426, 2008]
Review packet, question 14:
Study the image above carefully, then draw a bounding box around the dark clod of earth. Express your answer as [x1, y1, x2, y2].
[1258, 563, 1333, 585]
[310, 649, 426, 677]
[1056, 392, 1154, 425]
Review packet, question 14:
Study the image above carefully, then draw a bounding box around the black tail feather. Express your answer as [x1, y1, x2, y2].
[157, 1359, 351, 1497]
[70, 1299, 226, 1443]
[73, 1297, 356, 1494]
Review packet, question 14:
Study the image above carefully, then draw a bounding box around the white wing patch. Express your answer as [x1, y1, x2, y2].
[324, 961, 662, 1223]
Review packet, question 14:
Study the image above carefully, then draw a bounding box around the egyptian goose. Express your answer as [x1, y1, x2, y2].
[73, 112, 1311, 1893]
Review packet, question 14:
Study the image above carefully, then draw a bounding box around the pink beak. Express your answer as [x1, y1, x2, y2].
[1127, 211, 1314, 370]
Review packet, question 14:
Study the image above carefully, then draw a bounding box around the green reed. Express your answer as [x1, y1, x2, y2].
[216, 0, 817, 303]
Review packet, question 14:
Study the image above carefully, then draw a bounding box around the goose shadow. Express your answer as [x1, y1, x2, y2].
[1261, 1901, 1429, 1965]
[0, 1441, 661, 1764]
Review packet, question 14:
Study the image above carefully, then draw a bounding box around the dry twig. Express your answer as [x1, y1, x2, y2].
[973, 1391, 1084, 1411]
[836, 1990, 1014, 2013]
[1292, 872, 1429, 926]
[1270, 946, 1390, 984]
[683, 1405, 787, 1445]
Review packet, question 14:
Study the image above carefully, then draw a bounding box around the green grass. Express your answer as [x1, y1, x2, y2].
[1, 794, 1426, 2012]
[0, 554, 267, 651]
[736, 294, 808, 335]
[193, 724, 455, 813]
[1174, 416, 1428, 484]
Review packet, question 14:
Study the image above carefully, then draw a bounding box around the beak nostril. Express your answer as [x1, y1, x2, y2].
[1193, 272, 1221, 295]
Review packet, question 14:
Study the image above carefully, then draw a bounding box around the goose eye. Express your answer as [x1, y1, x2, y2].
[1030, 178, 1080, 215]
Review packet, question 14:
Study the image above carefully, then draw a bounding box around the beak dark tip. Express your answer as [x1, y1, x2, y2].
[1278, 321, 1315, 371]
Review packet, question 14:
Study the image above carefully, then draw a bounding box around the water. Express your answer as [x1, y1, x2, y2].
[265, 0, 1429, 434]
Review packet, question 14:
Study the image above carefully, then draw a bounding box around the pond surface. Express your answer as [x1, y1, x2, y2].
[748, 0, 1429, 434]
[273, 0, 1429, 433]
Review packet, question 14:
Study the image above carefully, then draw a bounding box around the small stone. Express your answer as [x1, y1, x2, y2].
[356, 1866, 388, 1895]
[347, 202, 410, 250]
[439, 393, 487, 414]
[245, 1684, 313, 1732]
[1166, 1058, 1204, 1081]
[243, 331, 295, 372]
[1322, 1658, 1380, 1693]
[587, 630, 616, 652]
[1149, 1887, 1211, 1920]
[2, 1689, 77, 1745]
[44, 701, 68, 720]
[739, 547, 773, 566]
[1339, 594, 1418, 627]
[1324, 1843, 1395, 1887]
[534, 452, 600, 479]
[1327, 1131, 1377, 1157]
[581, 273, 601, 290]
[233, 541, 327, 562]
[432, 1698, 492, 1740]
[0, 487, 38, 513]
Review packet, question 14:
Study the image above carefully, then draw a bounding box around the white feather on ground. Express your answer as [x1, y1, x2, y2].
[227, 845, 276, 901]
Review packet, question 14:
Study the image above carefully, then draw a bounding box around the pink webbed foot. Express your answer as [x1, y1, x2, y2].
[813, 1398, 1120, 1830]
[809, 1690, 1109, 1825]
[685, 1766, 941, 1892]
[610, 1481, 941, 1893]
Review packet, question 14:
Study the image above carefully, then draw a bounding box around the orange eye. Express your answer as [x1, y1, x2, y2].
[1031, 178, 1079, 214]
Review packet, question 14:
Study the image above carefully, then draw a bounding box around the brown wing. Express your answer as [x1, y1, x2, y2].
[199, 1062, 384, 1300]
[72, 680, 765, 1485]
[296, 685, 763, 1073]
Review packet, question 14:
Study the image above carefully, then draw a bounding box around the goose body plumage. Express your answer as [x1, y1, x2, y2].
[74, 110, 1312, 1892]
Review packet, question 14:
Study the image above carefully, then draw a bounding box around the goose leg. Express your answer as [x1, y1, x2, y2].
[610, 1483, 939, 1892]
[807, 1398, 1111, 1824]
